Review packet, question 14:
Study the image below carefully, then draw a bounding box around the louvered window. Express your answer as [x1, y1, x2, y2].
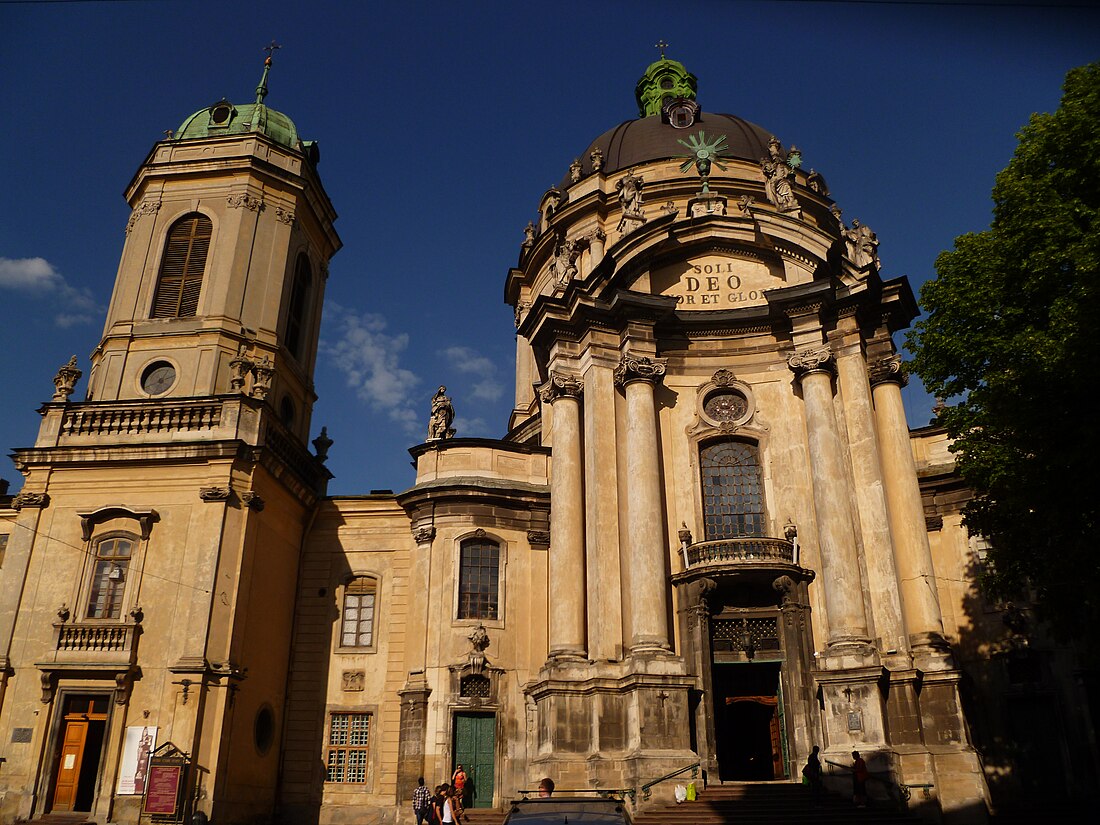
[285, 254, 312, 359]
[151, 214, 212, 318]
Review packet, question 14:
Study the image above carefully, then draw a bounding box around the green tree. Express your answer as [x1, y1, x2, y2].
[907, 63, 1100, 653]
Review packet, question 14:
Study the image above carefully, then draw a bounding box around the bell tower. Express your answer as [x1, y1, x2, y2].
[88, 48, 340, 441]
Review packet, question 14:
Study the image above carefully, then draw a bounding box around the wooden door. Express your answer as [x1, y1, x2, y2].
[53, 720, 88, 811]
[454, 713, 495, 808]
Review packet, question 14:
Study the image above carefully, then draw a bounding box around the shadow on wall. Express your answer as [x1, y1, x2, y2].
[273, 509, 351, 825]
[951, 554, 1099, 813]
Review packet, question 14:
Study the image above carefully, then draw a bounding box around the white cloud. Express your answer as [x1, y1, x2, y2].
[452, 415, 492, 438]
[441, 345, 505, 403]
[0, 257, 102, 326]
[321, 304, 422, 433]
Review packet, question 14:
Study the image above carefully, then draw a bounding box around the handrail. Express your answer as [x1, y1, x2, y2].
[823, 760, 933, 810]
[515, 788, 634, 801]
[639, 762, 700, 800]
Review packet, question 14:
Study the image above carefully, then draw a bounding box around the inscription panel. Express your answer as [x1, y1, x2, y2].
[652, 255, 784, 309]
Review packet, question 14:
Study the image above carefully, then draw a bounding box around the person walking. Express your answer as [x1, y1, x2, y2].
[413, 777, 432, 825]
[452, 764, 468, 813]
[802, 745, 823, 804]
[852, 751, 869, 808]
[439, 785, 456, 825]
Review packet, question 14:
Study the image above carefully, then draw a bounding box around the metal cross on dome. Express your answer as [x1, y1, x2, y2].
[655, 39, 669, 58]
[677, 131, 730, 194]
[264, 40, 281, 61]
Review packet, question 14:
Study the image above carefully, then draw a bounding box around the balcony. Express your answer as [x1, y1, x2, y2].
[40, 618, 141, 670]
[674, 536, 801, 583]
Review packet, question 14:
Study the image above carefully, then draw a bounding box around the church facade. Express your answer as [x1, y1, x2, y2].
[0, 57, 1094, 825]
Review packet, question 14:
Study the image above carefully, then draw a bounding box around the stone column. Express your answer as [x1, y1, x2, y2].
[788, 347, 871, 650]
[615, 355, 671, 654]
[869, 355, 947, 652]
[835, 339, 907, 658]
[541, 372, 587, 660]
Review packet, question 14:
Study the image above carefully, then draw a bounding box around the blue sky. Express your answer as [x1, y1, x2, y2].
[0, 0, 1095, 494]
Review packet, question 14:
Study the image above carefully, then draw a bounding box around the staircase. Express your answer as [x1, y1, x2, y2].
[463, 807, 509, 825]
[631, 781, 919, 825]
[27, 814, 96, 825]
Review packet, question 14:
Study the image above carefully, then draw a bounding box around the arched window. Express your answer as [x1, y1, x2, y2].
[458, 538, 500, 620]
[285, 253, 312, 359]
[340, 576, 377, 648]
[86, 535, 135, 619]
[700, 440, 765, 540]
[151, 213, 212, 318]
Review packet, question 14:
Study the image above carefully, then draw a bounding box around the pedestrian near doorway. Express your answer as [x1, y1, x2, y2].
[413, 776, 432, 825]
[802, 745, 823, 803]
[452, 763, 468, 808]
[852, 751, 869, 807]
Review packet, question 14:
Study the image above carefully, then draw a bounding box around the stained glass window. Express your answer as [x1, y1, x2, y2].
[700, 441, 765, 539]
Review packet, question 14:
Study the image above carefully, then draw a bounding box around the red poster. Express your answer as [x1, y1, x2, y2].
[142, 764, 182, 815]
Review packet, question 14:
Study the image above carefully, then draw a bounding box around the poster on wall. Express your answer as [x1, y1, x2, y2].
[117, 725, 157, 794]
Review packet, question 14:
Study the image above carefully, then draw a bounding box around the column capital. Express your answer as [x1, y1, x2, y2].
[787, 346, 836, 380]
[614, 354, 668, 387]
[868, 354, 908, 388]
[539, 371, 584, 403]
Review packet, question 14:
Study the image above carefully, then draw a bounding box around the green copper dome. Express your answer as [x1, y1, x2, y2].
[635, 57, 698, 118]
[173, 55, 301, 152]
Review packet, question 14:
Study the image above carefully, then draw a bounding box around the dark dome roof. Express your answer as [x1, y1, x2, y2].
[560, 113, 774, 189]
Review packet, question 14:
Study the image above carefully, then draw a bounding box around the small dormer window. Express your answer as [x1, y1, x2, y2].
[208, 100, 235, 129]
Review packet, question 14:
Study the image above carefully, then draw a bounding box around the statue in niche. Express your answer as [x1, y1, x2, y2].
[760, 137, 799, 212]
[842, 219, 881, 270]
[616, 172, 646, 232]
[427, 386, 456, 441]
[551, 235, 583, 288]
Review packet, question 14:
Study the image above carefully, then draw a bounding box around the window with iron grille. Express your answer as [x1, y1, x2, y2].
[326, 712, 371, 783]
[460, 675, 491, 698]
[285, 253, 312, 359]
[341, 577, 376, 648]
[700, 440, 765, 539]
[151, 214, 212, 318]
[458, 539, 499, 620]
[87, 535, 134, 619]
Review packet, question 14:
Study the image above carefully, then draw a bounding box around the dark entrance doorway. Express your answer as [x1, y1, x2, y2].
[51, 694, 110, 812]
[713, 662, 783, 780]
[453, 712, 495, 808]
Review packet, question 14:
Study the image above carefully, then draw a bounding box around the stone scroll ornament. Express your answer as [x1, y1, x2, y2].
[786, 346, 836, 379]
[539, 372, 583, 404]
[614, 354, 668, 386]
[52, 355, 82, 402]
[427, 386, 456, 441]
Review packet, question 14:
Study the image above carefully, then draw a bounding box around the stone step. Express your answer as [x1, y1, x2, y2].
[462, 807, 509, 825]
[28, 815, 96, 825]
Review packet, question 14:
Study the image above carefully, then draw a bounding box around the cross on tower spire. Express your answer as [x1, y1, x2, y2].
[655, 39, 669, 59]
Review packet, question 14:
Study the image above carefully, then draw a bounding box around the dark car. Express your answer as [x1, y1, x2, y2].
[502, 795, 630, 824]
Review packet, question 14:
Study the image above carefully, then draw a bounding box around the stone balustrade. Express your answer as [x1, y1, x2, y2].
[60, 399, 224, 438]
[682, 536, 795, 569]
[56, 622, 136, 653]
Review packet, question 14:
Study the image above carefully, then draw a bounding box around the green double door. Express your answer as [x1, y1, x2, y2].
[453, 713, 495, 808]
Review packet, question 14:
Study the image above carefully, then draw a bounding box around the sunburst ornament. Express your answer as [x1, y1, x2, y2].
[677, 131, 729, 194]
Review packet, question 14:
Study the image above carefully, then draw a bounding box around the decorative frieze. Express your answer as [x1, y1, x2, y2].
[241, 491, 265, 511]
[11, 491, 49, 511]
[539, 372, 583, 403]
[226, 192, 264, 212]
[868, 354, 908, 388]
[787, 346, 836, 380]
[124, 198, 160, 235]
[614, 355, 667, 387]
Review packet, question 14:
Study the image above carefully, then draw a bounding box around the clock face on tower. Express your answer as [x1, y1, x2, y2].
[140, 362, 177, 396]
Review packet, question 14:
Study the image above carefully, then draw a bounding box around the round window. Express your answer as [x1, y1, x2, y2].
[140, 361, 176, 396]
[210, 104, 232, 124]
[703, 390, 748, 424]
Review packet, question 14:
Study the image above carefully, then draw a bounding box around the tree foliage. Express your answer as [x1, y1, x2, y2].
[907, 63, 1100, 653]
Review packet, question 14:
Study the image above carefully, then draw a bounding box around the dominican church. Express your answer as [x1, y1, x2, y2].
[0, 56, 1094, 825]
